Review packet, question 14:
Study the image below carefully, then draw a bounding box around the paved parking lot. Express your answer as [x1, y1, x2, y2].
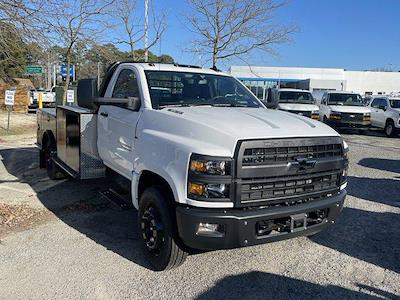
[0, 131, 399, 299]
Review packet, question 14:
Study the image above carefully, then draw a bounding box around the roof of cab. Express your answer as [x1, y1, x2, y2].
[326, 90, 360, 95]
[117, 62, 230, 76]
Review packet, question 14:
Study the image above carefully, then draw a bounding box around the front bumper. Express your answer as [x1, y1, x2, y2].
[176, 190, 346, 250]
[326, 119, 370, 129]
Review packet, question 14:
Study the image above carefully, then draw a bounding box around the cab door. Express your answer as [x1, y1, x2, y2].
[370, 98, 385, 128]
[97, 67, 142, 178]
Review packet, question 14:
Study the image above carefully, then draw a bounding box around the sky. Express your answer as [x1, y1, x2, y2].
[129, 0, 400, 71]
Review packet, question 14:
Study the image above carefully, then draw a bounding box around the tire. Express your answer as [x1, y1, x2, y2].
[44, 141, 65, 180]
[384, 120, 396, 137]
[138, 187, 187, 271]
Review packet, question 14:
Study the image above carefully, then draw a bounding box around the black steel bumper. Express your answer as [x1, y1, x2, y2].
[176, 190, 346, 250]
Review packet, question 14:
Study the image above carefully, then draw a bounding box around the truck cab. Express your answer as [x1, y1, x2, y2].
[37, 62, 348, 271]
[369, 96, 400, 136]
[271, 88, 320, 120]
[319, 91, 371, 131]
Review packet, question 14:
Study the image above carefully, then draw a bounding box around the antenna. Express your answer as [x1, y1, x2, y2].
[144, 0, 149, 62]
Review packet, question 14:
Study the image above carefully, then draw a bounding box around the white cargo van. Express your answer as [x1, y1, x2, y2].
[319, 91, 371, 131]
[270, 88, 320, 120]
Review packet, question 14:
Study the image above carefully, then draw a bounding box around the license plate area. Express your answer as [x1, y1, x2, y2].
[255, 208, 329, 237]
[290, 213, 307, 232]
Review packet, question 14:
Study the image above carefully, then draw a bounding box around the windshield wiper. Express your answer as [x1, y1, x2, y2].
[211, 103, 247, 107]
[159, 104, 191, 109]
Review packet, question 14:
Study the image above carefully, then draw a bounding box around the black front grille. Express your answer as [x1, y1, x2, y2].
[340, 113, 364, 123]
[235, 137, 346, 208]
[240, 170, 341, 206]
[242, 143, 342, 166]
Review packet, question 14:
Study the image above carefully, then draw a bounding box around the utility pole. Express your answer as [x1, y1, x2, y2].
[144, 0, 149, 62]
[47, 51, 52, 90]
[97, 62, 101, 89]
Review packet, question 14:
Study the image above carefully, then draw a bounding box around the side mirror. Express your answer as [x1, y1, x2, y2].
[127, 97, 141, 111]
[378, 105, 387, 111]
[77, 78, 98, 110]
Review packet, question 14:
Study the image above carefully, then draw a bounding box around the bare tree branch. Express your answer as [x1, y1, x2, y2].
[111, 0, 166, 61]
[186, 0, 296, 68]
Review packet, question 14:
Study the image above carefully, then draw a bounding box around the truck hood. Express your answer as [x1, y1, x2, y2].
[140, 107, 340, 157]
[278, 103, 319, 112]
[328, 105, 371, 114]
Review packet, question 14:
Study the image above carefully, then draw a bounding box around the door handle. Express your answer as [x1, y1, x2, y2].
[100, 112, 108, 117]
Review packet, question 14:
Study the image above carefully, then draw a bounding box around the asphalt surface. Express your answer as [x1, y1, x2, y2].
[0, 130, 399, 299]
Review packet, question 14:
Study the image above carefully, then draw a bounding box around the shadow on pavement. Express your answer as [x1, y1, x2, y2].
[311, 207, 400, 274]
[358, 158, 400, 174]
[195, 271, 395, 299]
[0, 147, 153, 270]
[347, 176, 400, 207]
[2, 147, 400, 276]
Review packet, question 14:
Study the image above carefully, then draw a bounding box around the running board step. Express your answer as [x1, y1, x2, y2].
[99, 189, 132, 210]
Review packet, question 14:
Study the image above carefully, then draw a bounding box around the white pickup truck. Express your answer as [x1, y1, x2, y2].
[37, 62, 348, 270]
[319, 91, 371, 131]
[368, 96, 400, 137]
[269, 88, 320, 120]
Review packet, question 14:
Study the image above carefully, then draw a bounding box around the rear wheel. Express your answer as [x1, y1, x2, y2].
[44, 141, 65, 180]
[384, 120, 396, 137]
[138, 187, 187, 271]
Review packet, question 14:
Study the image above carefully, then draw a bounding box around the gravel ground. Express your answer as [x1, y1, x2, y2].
[0, 130, 399, 299]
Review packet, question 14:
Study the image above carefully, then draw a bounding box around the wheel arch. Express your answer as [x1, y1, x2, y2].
[132, 170, 177, 210]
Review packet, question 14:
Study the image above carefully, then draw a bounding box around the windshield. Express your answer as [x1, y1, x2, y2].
[389, 99, 400, 108]
[328, 93, 364, 106]
[145, 71, 261, 109]
[278, 91, 314, 104]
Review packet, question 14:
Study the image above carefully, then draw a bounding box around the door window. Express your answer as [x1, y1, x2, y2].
[112, 69, 140, 98]
[371, 98, 381, 108]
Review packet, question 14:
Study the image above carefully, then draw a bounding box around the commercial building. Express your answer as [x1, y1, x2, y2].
[229, 66, 400, 100]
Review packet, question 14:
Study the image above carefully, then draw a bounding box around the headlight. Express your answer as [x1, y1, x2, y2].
[364, 112, 371, 117]
[189, 155, 231, 175]
[188, 182, 230, 198]
[311, 111, 320, 120]
[188, 154, 232, 200]
[343, 140, 349, 160]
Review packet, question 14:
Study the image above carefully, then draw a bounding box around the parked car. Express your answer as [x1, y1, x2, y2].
[37, 62, 348, 270]
[28, 88, 38, 112]
[318, 91, 371, 131]
[268, 88, 320, 120]
[369, 96, 400, 136]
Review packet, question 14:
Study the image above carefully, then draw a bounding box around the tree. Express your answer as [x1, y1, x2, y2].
[112, 0, 166, 61]
[186, 0, 295, 67]
[44, 0, 115, 103]
[0, 22, 28, 81]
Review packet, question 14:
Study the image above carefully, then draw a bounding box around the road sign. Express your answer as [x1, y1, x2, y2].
[60, 64, 74, 78]
[26, 65, 43, 75]
[5, 90, 15, 134]
[67, 90, 74, 104]
[5, 90, 15, 106]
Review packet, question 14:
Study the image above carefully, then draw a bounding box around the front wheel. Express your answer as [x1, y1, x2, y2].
[384, 120, 396, 137]
[138, 187, 187, 271]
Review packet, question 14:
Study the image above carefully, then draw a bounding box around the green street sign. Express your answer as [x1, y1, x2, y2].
[26, 65, 43, 74]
